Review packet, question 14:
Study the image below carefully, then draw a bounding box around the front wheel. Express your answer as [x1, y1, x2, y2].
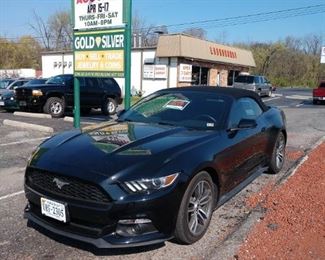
[101, 97, 117, 115]
[43, 97, 65, 118]
[268, 132, 286, 174]
[174, 171, 215, 244]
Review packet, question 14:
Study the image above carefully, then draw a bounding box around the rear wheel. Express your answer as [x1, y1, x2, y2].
[43, 97, 65, 118]
[101, 97, 117, 115]
[268, 132, 286, 174]
[174, 171, 215, 244]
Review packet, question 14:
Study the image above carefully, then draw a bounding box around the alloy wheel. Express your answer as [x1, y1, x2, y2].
[276, 134, 285, 169]
[187, 180, 213, 236]
[108, 101, 116, 114]
[50, 102, 62, 115]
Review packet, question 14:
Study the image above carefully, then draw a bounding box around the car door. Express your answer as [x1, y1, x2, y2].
[219, 97, 268, 191]
[82, 78, 103, 107]
[63, 75, 74, 107]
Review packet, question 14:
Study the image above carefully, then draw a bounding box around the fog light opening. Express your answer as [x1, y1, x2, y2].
[116, 219, 157, 237]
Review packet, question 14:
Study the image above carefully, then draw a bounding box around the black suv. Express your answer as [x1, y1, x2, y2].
[15, 74, 122, 117]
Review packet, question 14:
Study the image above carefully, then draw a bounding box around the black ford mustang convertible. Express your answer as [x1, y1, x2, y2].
[24, 87, 286, 248]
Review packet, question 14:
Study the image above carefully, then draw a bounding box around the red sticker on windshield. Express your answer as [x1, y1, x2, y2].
[164, 99, 190, 111]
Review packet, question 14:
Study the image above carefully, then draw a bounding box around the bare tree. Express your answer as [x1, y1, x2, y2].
[132, 12, 164, 47]
[30, 10, 72, 50]
[49, 11, 73, 50]
[30, 11, 52, 50]
[302, 34, 322, 56]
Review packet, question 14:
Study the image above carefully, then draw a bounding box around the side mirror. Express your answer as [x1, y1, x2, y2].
[238, 118, 257, 129]
[228, 118, 257, 133]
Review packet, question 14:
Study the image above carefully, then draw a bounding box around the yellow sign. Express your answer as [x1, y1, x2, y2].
[75, 50, 124, 72]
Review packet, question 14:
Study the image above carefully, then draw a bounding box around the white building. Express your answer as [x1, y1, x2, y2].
[42, 34, 255, 97]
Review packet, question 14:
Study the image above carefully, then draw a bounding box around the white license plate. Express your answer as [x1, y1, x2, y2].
[0, 101, 4, 106]
[41, 197, 67, 223]
[19, 101, 27, 106]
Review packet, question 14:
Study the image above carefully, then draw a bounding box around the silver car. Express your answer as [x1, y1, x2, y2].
[233, 75, 273, 97]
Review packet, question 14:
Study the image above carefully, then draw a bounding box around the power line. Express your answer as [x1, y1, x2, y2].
[0, 4, 324, 44]
[142, 4, 325, 31]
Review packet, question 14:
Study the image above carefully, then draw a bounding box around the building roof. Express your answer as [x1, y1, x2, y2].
[156, 34, 256, 68]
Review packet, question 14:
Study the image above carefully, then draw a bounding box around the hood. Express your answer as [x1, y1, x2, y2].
[29, 121, 217, 182]
[17, 84, 51, 90]
[0, 89, 13, 96]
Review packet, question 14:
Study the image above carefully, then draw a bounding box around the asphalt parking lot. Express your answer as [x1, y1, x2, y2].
[0, 88, 325, 259]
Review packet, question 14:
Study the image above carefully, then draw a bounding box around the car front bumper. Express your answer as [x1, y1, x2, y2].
[313, 96, 325, 100]
[24, 179, 183, 248]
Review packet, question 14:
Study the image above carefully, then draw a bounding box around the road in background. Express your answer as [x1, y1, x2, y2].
[0, 88, 325, 259]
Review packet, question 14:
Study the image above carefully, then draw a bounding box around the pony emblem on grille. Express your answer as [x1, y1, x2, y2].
[53, 178, 69, 189]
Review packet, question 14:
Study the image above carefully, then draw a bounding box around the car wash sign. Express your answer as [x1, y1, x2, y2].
[74, 0, 124, 30]
[74, 30, 125, 77]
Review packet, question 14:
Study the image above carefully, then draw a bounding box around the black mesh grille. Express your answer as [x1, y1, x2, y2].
[15, 88, 32, 99]
[26, 169, 110, 204]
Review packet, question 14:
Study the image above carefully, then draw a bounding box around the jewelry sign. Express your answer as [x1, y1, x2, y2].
[74, 0, 124, 30]
[74, 29, 125, 77]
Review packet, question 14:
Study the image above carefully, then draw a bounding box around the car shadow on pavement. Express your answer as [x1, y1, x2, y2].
[28, 220, 165, 256]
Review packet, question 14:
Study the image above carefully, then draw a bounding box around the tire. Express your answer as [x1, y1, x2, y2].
[43, 97, 65, 118]
[313, 100, 318, 105]
[268, 132, 286, 174]
[102, 97, 117, 115]
[174, 171, 215, 244]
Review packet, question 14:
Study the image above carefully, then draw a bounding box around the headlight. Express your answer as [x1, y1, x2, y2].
[32, 90, 43, 96]
[123, 173, 179, 193]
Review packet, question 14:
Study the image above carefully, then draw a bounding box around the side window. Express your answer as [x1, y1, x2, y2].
[79, 77, 86, 88]
[254, 77, 260, 84]
[228, 98, 263, 128]
[101, 78, 114, 89]
[85, 78, 99, 89]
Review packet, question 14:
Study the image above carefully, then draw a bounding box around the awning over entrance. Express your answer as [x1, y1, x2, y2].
[156, 34, 256, 68]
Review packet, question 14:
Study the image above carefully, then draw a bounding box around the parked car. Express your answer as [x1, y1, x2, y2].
[0, 79, 48, 112]
[312, 80, 325, 104]
[0, 79, 30, 95]
[15, 74, 122, 117]
[0, 78, 15, 89]
[24, 87, 286, 248]
[233, 75, 273, 97]
[0, 90, 19, 111]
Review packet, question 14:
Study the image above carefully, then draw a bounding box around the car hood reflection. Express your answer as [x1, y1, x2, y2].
[30, 121, 216, 180]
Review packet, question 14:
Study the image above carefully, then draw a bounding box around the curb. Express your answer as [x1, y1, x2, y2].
[3, 119, 54, 134]
[63, 116, 74, 122]
[14, 111, 52, 119]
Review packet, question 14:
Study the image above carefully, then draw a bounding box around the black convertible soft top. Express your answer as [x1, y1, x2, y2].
[157, 86, 269, 111]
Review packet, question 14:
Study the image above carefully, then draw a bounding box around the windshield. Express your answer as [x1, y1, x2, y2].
[46, 75, 66, 85]
[235, 75, 254, 84]
[119, 91, 232, 130]
[0, 79, 15, 89]
[24, 79, 47, 86]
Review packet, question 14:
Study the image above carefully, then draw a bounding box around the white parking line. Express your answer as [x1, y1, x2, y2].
[0, 137, 48, 147]
[285, 95, 311, 100]
[0, 190, 24, 201]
